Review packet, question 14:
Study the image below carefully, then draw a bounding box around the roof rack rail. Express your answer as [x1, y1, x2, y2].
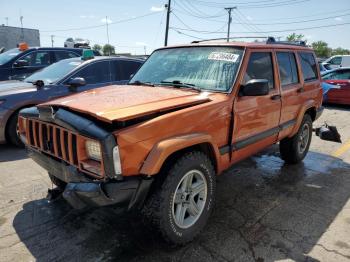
[266, 37, 306, 46]
[191, 36, 306, 46]
[191, 36, 275, 44]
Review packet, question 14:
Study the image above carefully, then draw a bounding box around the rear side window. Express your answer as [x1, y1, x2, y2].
[244, 52, 274, 89]
[323, 69, 350, 80]
[18, 51, 52, 66]
[72, 61, 112, 84]
[116, 60, 142, 80]
[276, 52, 299, 87]
[54, 51, 79, 61]
[329, 56, 342, 65]
[298, 52, 318, 82]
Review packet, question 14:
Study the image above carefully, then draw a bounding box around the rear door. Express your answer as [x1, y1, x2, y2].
[232, 50, 281, 162]
[11, 50, 53, 80]
[276, 50, 303, 139]
[324, 69, 350, 104]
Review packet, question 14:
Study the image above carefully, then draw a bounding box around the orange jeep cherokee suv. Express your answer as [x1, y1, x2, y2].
[19, 37, 326, 245]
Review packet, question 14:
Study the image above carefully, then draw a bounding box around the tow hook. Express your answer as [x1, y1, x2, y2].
[313, 123, 342, 143]
[47, 187, 64, 202]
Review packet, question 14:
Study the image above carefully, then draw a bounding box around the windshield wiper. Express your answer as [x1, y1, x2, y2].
[128, 80, 154, 87]
[160, 80, 201, 92]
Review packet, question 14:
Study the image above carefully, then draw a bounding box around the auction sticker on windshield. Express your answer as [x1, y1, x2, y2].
[208, 52, 239, 62]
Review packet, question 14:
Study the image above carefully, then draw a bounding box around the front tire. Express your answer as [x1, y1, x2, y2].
[7, 112, 24, 147]
[280, 114, 313, 164]
[142, 151, 216, 245]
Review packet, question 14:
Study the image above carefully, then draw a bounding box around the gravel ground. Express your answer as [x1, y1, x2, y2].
[0, 105, 349, 262]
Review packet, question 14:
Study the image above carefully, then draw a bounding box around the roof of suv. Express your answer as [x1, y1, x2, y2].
[158, 41, 313, 51]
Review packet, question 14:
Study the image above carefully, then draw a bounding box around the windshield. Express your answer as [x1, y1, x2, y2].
[130, 46, 244, 92]
[0, 48, 22, 65]
[25, 58, 84, 84]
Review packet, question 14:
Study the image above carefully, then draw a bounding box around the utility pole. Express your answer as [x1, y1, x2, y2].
[164, 0, 171, 46]
[105, 16, 110, 55]
[224, 7, 236, 42]
[144, 45, 147, 55]
[20, 15, 24, 41]
[5, 17, 8, 26]
[51, 35, 54, 47]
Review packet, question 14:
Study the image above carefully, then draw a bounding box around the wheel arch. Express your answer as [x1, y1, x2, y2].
[5, 104, 36, 140]
[290, 101, 317, 137]
[140, 133, 220, 176]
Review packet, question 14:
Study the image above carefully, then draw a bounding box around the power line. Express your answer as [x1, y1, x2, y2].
[234, 12, 350, 26]
[175, 0, 226, 19]
[172, 21, 350, 35]
[172, 8, 226, 23]
[180, 0, 310, 9]
[179, 0, 310, 9]
[234, 9, 261, 32]
[248, 7, 350, 21]
[41, 12, 160, 33]
[171, 28, 204, 39]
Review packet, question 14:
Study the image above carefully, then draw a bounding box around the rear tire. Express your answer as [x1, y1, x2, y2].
[7, 112, 24, 148]
[142, 151, 216, 245]
[280, 114, 312, 164]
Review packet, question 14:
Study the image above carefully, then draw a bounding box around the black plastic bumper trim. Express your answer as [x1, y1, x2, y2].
[28, 148, 153, 210]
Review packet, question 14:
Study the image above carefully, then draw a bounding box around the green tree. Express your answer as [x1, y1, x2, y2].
[92, 44, 102, 52]
[312, 41, 331, 58]
[102, 44, 115, 55]
[286, 33, 306, 43]
[331, 47, 350, 56]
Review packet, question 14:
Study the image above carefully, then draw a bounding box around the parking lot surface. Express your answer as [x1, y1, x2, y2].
[0, 105, 349, 262]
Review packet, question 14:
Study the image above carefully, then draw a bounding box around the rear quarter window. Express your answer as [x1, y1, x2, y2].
[298, 52, 318, 82]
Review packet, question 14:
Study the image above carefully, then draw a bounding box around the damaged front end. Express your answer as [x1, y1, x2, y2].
[19, 106, 153, 210]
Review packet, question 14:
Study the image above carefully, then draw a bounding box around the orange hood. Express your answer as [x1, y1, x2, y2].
[39, 85, 212, 123]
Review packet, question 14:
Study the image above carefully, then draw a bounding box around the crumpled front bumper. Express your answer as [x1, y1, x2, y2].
[29, 149, 153, 210]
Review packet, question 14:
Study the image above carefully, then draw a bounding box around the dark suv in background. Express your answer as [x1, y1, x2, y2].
[0, 55, 143, 146]
[0, 46, 100, 81]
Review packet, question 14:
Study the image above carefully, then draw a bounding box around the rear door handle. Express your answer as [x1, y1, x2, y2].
[297, 87, 305, 93]
[270, 94, 281, 100]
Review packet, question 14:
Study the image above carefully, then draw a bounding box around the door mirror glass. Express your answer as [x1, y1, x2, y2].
[240, 79, 269, 96]
[13, 59, 29, 68]
[67, 77, 86, 88]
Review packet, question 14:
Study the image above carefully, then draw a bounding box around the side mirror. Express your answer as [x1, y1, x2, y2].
[240, 79, 269, 96]
[13, 60, 29, 68]
[67, 77, 86, 88]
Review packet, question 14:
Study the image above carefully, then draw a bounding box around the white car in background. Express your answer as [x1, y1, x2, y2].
[322, 55, 350, 69]
[64, 38, 91, 49]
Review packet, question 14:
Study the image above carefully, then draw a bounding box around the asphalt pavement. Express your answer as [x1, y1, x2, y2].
[0, 105, 349, 262]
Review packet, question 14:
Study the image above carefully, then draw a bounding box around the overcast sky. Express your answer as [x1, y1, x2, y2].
[2, 0, 350, 54]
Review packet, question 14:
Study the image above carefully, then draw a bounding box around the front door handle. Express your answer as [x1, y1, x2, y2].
[270, 94, 281, 100]
[297, 87, 305, 93]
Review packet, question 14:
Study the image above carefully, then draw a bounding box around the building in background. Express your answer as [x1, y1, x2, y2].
[0, 25, 40, 50]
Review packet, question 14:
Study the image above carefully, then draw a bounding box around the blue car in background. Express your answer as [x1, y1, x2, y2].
[0, 54, 143, 146]
[321, 82, 339, 102]
[0, 44, 101, 81]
